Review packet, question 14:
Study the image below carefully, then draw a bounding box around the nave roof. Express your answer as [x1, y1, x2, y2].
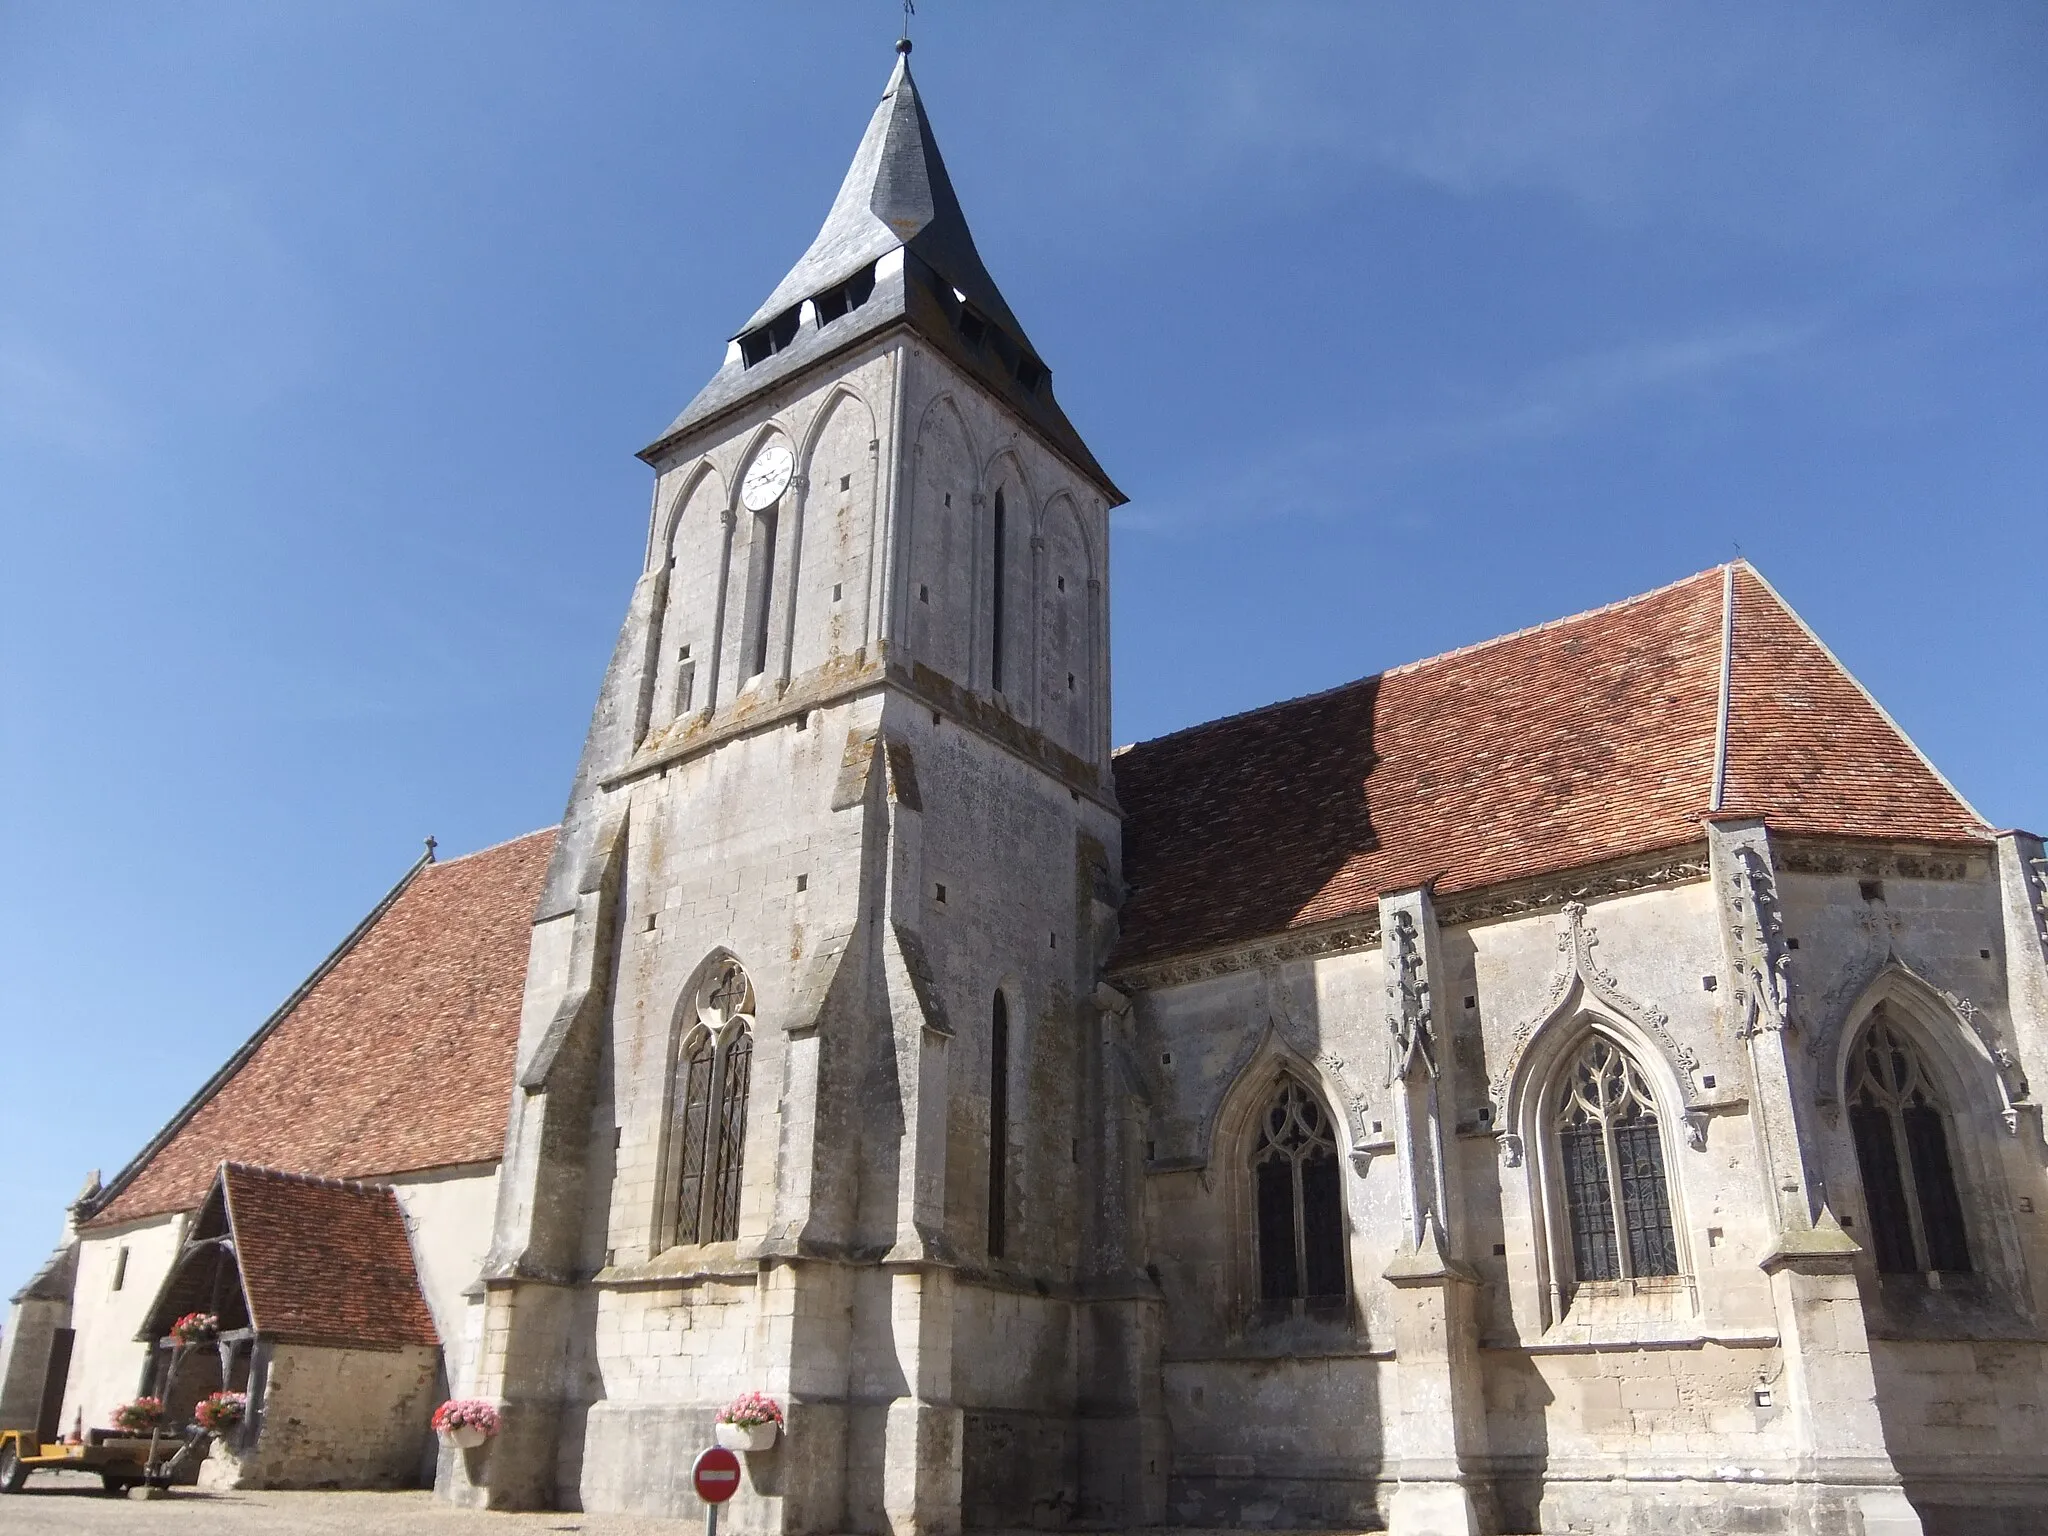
[1111, 562, 1989, 969]
[81, 829, 554, 1230]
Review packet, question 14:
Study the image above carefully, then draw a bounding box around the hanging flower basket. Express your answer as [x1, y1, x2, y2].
[433, 1399, 500, 1451]
[195, 1391, 247, 1434]
[112, 1397, 164, 1434]
[715, 1391, 783, 1452]
[171, 1311, 220, 1346]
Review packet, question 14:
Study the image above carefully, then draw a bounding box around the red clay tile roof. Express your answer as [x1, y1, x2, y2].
[1111, 564, 1986, 968]
[87, 830, 554, 1228]
[221, 1164, 440, 1350]
[1718, 565, 1984, 841]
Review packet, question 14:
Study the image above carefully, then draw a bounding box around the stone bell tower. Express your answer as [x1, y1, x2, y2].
[447, 41, 1142, 1534]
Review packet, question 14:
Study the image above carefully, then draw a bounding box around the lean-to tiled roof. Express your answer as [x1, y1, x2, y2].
[1111, 563, 1987, 969]
[219, 1164, 440, 1351]
[84, 829, 554, 1229]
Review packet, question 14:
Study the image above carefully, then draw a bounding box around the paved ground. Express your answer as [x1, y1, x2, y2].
[0, 1482, 1390, 1536]
[0, 1478, 697, 1534]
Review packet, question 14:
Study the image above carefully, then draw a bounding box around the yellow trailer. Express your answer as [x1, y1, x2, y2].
[0, 1427, 192, 1496]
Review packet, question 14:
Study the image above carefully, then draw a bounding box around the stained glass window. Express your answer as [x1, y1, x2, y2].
[1250, 1076, 1348, 1312]
[664, 959, 755, 1248]
[1552, 1034, 1680, 1294]
[1848, 1012, 1971, 1276]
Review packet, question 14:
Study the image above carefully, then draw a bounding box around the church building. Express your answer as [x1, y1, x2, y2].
[9, 41, 2048, 1536]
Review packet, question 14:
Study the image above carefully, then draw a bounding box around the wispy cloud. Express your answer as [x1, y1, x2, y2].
[1038, 3, 2048, 284]
[1123, 316, 1820, 533]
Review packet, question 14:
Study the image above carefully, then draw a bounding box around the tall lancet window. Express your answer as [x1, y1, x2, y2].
[1553, 1034, 1679, 1288]
[739, 440, 791, 680]
[664, 959, 756, 1247]
[990, 489, 1007, 695]
[745, 504, 779, 679]
[988, 991, 1010, 1258]
[1251, 1075, 1347, 1313]
[1849, 1012, 1970, 1275]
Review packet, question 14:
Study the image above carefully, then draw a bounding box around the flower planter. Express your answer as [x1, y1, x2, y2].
[715, 1420, 778, 1453]
[447, 1424, 490, 1451]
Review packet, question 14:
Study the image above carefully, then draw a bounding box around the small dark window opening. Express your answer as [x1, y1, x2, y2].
[957, 307, 987, 349]
[111, 1248, 129, 1292]
[1013, 353, 1046, 393]
[991, 490, 1007, 693]
[1861, 879, 1886, 903]
[986, 326, 1021, 375]
[839, 475, 851, 492]
[989, 993, 1010, 1259]
[811, 262, 877, 326]
[1252, 1077, 1347, 1315]
[738, 306, 801, 367]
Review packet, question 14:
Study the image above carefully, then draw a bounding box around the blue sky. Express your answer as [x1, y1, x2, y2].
[2, 2, 2044, 1289]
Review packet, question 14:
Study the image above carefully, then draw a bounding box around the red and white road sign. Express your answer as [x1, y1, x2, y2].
[693, 1446, 742, 1504]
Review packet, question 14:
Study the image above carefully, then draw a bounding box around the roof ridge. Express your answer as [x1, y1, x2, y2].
[426, 825, 557, 870]
[220, 1161, 394, 1196]
[1382, 564, 1727, 680]
[1115, 564, 1728, 757]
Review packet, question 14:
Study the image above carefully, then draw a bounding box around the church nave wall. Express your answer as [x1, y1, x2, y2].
[1158, 1353, 1392, 1528]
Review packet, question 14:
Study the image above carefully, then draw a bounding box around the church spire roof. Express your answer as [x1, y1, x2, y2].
[643, 46, 1120, 499]
[739, 42, 1027, 348]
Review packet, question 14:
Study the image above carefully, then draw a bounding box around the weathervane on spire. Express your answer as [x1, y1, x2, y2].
[898, 0, 914, 53]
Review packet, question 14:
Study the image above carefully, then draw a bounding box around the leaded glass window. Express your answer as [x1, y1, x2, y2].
[1849, 1012, 1971, 1276]
[663, 959, 755, 1247]
[1250, 1076, 1348, 1312]
[1553, 1035, 1680, 1291]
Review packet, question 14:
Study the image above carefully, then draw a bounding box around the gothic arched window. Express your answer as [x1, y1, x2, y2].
[663, 959, 755, 1248]
[1552, 1035, 1680, 1289]
[1251, 1076, 1347, 1314]
[1849, 1012, 1971, 1275]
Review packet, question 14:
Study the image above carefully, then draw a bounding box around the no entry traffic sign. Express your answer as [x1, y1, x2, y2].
[694, 1445, 742, 1503]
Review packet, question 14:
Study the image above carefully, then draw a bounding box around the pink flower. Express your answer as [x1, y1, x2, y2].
[718, 1391, 784, 1428]
[432, 1399, 501, 1437]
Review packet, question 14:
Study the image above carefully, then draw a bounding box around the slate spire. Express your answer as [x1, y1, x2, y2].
[644, 44, 1118, 498]
[739, 43, 1028, 346]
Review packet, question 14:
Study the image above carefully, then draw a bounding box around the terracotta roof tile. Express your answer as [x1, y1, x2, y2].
[222, 1164, 439, 1351]
[1719, 565, 1985, 841]
[1112, 565, 1985, 969]
[88, 830, 554, 1228]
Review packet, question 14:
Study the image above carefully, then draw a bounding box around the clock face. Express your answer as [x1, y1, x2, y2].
[741, 442, 794, 511]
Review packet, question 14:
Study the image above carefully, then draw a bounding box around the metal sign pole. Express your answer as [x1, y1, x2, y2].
[707, 1497, 719, 1536]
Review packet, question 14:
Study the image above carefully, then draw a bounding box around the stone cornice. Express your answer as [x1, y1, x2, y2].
[600, 644, 1117, 812]
[1773, 835, 1986, 881]
[1111, 845, 1712, 994]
